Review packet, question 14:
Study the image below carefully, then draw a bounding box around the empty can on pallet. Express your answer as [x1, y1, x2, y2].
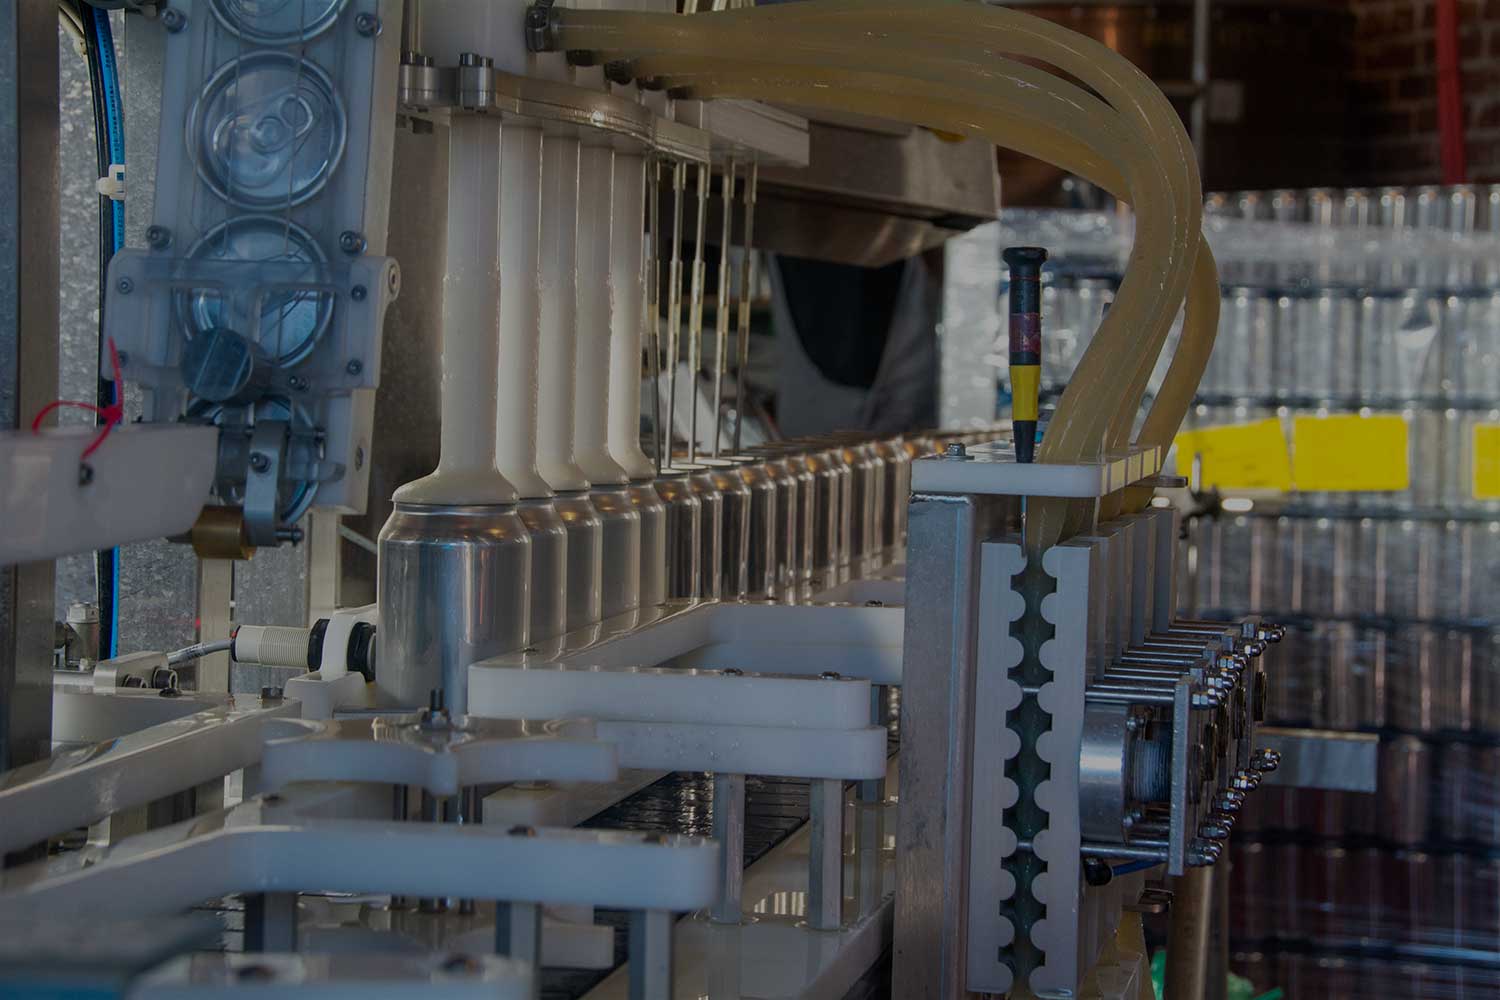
[654, 472, 702, 600]
[588, 486, 641, 620]
[377, 502, 531, 715]
[689, 470, 725, 601]
[874, 437, 911, 559]
[799, 449, 842, 590]
[734, 458, 778, 600]
[516, 499, 568, 645]
[758, 456, 801, 598]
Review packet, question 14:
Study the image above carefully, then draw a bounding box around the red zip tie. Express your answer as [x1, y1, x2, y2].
[32, 337, 126, 459]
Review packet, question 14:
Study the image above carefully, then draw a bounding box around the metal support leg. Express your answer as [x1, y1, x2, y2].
[496, 901, 543, 1000]
[711, 772, 745, 923]
[1207, 852, 1230, 1000]
[808, 778, 844, 931]
[244, 892, 298, 952]
[1165, 865, 1214, 999]
[629, 909, 673, 1000]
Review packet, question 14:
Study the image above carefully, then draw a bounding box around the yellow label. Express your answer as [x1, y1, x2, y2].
[1009, 365, 1040, 420]
[1173, 419, 1292, 491]
[1291, 413, 1409, 492]
[1473, 423, 1500, 499]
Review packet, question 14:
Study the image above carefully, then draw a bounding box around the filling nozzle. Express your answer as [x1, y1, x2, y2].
[1002, 245, 1048, 464]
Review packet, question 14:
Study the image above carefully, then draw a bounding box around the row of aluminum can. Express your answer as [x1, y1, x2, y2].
[1233, 949, 1500, 1000]
[654, 431, 925, 603]
[1042, 281, 1500, 405]
[1230, 841, 1500, 951]
[1238, 739, 1500, 848]
[1188, 513, 1500, 627]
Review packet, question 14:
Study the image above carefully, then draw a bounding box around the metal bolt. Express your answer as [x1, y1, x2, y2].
[249, 452, 270, 474]
[77, 463, 94, 487]
[521, 646, 538, 654]
[721, 667, 743, 676]
[945, 442, 968, 459]
[346, 358, 364, 376]
[354, 446, 365, 470]
[1082, 857, 1112, 887]
[339, 230, 367, 255]
[116, 277, 133, 294]
[264, 793, 284, 805]
[387, 265, 401, 294]
[146, 225, 171, 249]
[820, 670, 841, 680]
[288, 375, 309, 392]
[354, 12, 382, 36]
[260, 685, 283, 702]
[117, 351, 129, 367]
[508, 825, 537, 837]
[1199, 821, 1231, 841]
[864, 599, 884, 607]
[160, 7, 186, 32]
[350, 284, 367, 302]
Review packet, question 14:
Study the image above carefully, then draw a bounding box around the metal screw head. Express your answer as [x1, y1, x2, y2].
[288, 374, 309, 392]
[354, 12, 382, 36]
[387, 264, 401, 294]
[339, 230, 367, 255]
[146, 225, 171, 249]
[508, 825, 537, 837]
[354, 446, 365, 470]
[116, 277, 133, 294]
[721, 667, 743, 676]
[820, 670, 841, 680]
[77, 463, 94, 487]
[346, 358, 364, 376]
[249, 452, 271, 474]
[945, 442, 968, 459]
[350, 284, 367, 303]
[864, 599, 884, 607]
[441, 954, 481, 976]
[160, 7, 186, 32]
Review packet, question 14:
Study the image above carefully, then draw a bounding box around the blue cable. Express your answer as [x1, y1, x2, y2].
[89, 8, 126, 659]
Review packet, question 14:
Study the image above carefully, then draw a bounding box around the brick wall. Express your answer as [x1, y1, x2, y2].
[1349, 0, 1500, 183]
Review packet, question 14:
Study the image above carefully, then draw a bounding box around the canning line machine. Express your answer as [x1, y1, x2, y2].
[0, 2, 1335, 998]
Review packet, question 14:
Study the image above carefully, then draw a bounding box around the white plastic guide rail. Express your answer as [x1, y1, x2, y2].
[912, 441, 1166, 497]
[0, 696, 299, 856]
[0, 803, 721, 921]
[131, 952, 536, 1000]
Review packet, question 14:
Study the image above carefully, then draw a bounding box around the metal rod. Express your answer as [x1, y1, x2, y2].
[731, 159, 757, 454]
[400, 0, 423, 56]
[807, 777, 843, 930]
[1080, 842, 1171, 863]
[244, 892, 298, 952]
[666, 160, 685, 467]
[647, 157, 663, 474]
[686, 161, 709, 465]
[711, 159, 736, 459]
[1165, 864, 1215, 999]
[711, 772, 745, 923]
[495, 899, 543, 977]
[629, 909, 674, 1000]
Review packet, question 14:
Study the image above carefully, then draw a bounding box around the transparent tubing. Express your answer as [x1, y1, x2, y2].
[556, 5, 1200, 454]
[394, 116, 518, 505]
[536, 134, 590, 492]
[606, 151, 656, 481]
[496, 124, 553, 499]
[575, 145, 629, 486]
[637, 66, 1212, 535]
[552, 9, 1202, 548]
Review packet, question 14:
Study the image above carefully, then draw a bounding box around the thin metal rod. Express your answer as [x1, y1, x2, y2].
[710, 772, 745, 923]
[686, 161, 709, 465]
[731, 159, 758, 455]
[629, 909, 674, 1000]
[711, 159, 736, 459]
[807, 777, 843, 930]
[665, 161, 686, 468]
[1165, 864, 1214, 999]
[647, 156, 663, 474]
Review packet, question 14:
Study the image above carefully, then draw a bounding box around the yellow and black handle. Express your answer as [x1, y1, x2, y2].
[1003, 246, 1048, 463]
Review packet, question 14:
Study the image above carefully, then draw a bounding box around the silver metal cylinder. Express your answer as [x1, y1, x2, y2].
[689, 471, 725, 601]
[630, 481, 668, 607]
[376, 502, 531, 714]
[800, 449, 843, 590]
[819, 447, 854, 584]
[700, 462, 751, 600]
[736, 459, 779, 600]
[589, 486, 642, 620]
[552, 492, 603, 632]
[654, 473, 702, 600]
[516, 499, 568, 644]
[846, 440, 885, 576]
[758, 457, 801, 600]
